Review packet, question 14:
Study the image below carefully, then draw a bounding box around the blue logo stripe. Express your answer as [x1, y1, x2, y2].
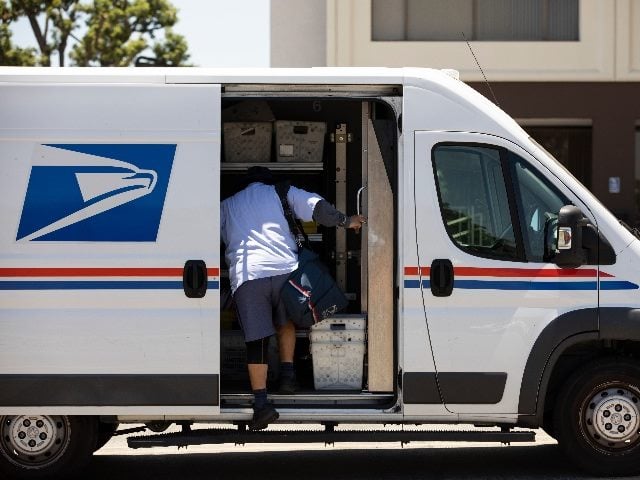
[0, 281, 220, 290]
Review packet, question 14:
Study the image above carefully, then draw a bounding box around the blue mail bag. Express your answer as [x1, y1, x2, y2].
[281, 247, 349, 328]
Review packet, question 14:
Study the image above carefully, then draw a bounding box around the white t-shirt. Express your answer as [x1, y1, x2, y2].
[220, 182, 323, 293]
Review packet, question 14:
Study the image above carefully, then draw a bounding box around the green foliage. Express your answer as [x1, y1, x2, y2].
[150, 28, 189, 66]
[1, 0, 190, 67]
[0, 22, 37, 65]
[4, 0, 81, 66]
[0, 0, 36, 65]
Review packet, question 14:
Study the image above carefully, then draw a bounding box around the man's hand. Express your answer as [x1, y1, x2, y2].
[348, 215, 367, 233]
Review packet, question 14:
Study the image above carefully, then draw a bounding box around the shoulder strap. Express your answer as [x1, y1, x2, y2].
[275, 181, 309, 248]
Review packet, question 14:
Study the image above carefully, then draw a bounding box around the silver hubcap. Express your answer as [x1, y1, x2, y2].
[584, 386, 640, 450]
[0, 416, 70, 469]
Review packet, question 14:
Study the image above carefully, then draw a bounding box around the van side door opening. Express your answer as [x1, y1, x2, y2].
[218, 94, 399, 409]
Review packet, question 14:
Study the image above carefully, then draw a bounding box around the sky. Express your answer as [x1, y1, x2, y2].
[10, 0, 271, 67]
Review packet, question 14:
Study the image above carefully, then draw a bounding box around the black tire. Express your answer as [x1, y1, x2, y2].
[554, 357, 640, 477]
[0, 415, 98, 480]
[541, 423, 556, 441]
[541, 407, 557, 440]
[94, 421, 119, 452]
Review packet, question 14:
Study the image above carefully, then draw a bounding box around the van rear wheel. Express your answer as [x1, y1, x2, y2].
[0, 415, 97, 479]
[554, 358, 640, 477]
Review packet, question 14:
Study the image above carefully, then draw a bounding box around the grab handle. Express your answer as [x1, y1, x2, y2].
[357, 185, 367, 217]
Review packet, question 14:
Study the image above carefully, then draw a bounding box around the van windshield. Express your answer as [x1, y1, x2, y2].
[509, 153, 569, 262]
[527, 136, 583, 186]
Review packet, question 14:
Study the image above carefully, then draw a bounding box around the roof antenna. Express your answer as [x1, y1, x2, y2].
[462, 31, 500, 108]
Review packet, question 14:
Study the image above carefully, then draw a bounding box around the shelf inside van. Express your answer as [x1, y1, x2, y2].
[221, 162, 323, 171]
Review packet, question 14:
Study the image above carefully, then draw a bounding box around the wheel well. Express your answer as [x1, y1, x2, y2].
[542, 340, 640, 432]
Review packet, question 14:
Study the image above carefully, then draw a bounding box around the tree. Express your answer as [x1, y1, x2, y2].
[0, 22, 37, 65]
[0, 1, 37, 65]
[149, 28, 188, 66]
[1, 0, 190, 67]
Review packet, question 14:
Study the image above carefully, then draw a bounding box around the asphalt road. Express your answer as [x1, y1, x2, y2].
[87, 426, 631, 480]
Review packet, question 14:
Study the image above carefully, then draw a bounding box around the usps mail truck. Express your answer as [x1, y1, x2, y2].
[1, 67, 639, 478]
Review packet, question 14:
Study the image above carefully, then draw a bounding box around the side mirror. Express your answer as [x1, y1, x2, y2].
[553, 205, 617, 267]
[554, 205, 588, 268]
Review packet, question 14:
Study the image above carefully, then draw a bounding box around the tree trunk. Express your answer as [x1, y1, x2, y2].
[26, 13, 50, 66]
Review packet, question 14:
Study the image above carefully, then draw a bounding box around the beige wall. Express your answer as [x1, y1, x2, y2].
[270, 0, 327, 67]
[617, 0, 640, 80]
[327, 0, 640, 81]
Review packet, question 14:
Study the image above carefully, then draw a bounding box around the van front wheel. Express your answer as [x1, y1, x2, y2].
[554, 358, 640, 477]
[0, 415, 97, 479]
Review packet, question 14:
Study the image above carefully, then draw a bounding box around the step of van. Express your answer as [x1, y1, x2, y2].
[220, 392, 395, 408]
[127, 427, 535, 449]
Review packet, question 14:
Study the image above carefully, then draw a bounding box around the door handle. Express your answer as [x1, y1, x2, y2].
[357, 185, 367, 217]
[183, 260, 208, 298]
[430, 259, 454, 297]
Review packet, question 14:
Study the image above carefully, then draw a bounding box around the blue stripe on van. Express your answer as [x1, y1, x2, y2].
[455, 280, 597, 290]
[0, 281, 220, 290]
[600, 281, 639, 290]
[404, 279, 637, 291]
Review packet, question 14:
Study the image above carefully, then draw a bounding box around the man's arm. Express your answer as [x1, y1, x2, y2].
[312, 200, 366, 232]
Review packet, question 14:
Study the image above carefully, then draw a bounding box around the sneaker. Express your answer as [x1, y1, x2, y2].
[278, 375, 299, 395]
[249, 404, 279, 431]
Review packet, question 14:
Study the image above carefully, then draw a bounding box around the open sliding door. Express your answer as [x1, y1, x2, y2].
[362, 112, 394, 392]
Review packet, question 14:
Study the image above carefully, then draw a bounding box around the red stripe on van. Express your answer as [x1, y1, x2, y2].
[454, 267, 604, 278]
[404, 266, 612, 278]
[0, 267, 220, 277]
[404, 267, 430, 276]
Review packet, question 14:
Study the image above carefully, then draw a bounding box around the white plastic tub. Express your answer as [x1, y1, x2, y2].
[223, 122, 272, 163]
[309, 329, 366, 344]
[311, 315, 366, 332]
[275, 121, 326, 163]
[310, 341, 365, 390]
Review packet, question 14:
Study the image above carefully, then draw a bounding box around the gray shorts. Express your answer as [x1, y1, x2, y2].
[233, 273, 290, 342]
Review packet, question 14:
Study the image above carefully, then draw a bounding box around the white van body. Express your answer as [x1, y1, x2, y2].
[1, 67, 639, 478]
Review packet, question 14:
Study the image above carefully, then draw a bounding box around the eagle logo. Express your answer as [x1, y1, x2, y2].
[17, 144, 175, 242]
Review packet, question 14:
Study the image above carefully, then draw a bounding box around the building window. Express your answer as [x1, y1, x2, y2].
[524, 126, 592, 189]
[372, 0, 579, 41]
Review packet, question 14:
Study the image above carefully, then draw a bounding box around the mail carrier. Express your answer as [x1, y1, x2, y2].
[1, 67, 639, 478]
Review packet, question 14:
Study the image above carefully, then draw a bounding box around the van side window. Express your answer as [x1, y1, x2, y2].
[433, 145, 519, 261]
[508, 152, 570, 263]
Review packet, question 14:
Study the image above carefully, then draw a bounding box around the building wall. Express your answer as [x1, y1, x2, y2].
[270, 0, 326, 67]
[468, 82, 640, 223]
[328, 0, 640, 81]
